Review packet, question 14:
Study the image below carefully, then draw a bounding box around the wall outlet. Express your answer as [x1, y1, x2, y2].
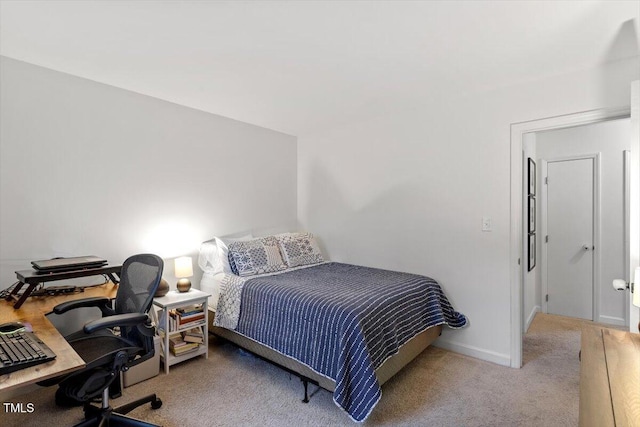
[482, 217, 492, 232]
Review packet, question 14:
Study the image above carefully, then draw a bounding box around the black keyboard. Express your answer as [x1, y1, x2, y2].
[0, 331, 56, 375]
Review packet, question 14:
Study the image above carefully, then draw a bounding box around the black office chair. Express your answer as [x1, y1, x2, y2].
[49, 253, 164, 427]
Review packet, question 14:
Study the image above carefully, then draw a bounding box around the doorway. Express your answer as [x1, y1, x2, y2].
[509, 105, 634, 369]
[544, 155, 597, 321]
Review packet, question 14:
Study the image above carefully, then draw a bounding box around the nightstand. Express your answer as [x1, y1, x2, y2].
[151, 289, 211, 374]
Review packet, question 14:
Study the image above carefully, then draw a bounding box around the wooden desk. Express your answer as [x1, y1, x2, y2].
[579, 326, 640, 427]
[0, 282, 118, 394]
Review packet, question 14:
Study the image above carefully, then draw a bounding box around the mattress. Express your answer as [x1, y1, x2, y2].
[199, 271, 224, 311]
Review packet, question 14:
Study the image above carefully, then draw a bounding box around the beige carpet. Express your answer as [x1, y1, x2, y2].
[4, 313, 593, 426]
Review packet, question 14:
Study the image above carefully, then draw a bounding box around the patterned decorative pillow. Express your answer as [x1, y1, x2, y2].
[228, 250, 240, 275]
[227, 236, 288, 276]
[276, 232, 324, 268]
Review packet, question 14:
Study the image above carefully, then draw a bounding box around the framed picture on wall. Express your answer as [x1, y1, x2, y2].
[528, 233, 536, 271]
[528, 158, 536, 196]
[528, 195, 536, 233]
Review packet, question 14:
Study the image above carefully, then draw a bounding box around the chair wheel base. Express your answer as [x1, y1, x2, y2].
[55, 387, 85, 407]
[151, 398, 162, 410]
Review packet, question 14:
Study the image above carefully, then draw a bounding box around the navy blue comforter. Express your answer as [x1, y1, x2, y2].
[235, 262, 467, 422]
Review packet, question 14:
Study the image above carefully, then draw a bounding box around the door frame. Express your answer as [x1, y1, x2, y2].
[510, 106, 630, 368]
[541, 153, 601, 322]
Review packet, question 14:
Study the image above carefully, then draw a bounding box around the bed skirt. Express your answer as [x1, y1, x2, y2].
[209, 309, 442, 392]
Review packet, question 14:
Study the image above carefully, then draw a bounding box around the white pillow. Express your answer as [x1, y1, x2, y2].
[198, 233, 253, 275]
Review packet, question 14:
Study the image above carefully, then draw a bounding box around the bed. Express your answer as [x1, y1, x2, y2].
[199, 232, 467, 422]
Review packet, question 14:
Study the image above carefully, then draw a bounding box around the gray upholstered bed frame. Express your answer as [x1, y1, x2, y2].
[209, 310, 442, 394]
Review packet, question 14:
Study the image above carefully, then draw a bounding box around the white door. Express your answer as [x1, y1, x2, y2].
[546, 158, 594, 320]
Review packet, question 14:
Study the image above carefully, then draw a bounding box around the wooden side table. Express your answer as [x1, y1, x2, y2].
[151, 289, 211, 374]
[579, 326, 640, 426]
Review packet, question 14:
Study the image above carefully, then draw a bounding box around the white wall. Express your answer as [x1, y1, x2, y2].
[0, 57, 297, 289]
[536, 119, 631, 326]
[298, 57, 639, 366]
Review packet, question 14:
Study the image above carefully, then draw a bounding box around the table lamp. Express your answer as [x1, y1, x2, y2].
[175, 256, 193, 293]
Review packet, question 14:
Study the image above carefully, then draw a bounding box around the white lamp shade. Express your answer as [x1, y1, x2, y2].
[634, 267, 640, 308]
[175, 256, 193, 278]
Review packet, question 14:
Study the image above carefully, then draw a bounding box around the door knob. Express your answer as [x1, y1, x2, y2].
[612, 279, 629, 291]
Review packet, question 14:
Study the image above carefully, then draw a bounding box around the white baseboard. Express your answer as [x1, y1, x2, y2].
[598, 315, 626, 327]
[434, 339, 511, 367]
[525, 305, 541, 333]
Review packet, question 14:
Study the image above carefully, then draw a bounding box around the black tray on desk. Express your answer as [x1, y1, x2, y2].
[9, 265, 122, 309]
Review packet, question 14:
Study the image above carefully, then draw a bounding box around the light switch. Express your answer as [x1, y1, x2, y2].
[482, 217, 492, 232]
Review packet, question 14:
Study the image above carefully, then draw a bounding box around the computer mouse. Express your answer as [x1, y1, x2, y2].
[0, 322, 26, 334]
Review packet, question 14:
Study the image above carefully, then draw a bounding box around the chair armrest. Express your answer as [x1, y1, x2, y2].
[53, 297, 112, 315]
[83, 313, 149, 334]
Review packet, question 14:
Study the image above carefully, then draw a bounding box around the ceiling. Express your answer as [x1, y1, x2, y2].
[1, 1, 638, 136]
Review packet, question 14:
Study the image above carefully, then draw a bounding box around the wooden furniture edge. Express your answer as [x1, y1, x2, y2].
[579, 326, 615, 427]
[602, 328, 640, 426]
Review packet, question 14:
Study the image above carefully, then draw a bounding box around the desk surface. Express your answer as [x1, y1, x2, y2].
[579, 326, 640, 427]
[0, 282, 118, 393]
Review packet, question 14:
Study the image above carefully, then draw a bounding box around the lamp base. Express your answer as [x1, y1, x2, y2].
[176, 278, 191, 293]
[154, 278, 170, 297]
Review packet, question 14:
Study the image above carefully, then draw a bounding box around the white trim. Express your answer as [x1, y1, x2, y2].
[434, 339, 510, 367]
[540, 159, 548, 314]
[541, 153, 601, 322]
[510, 106, 630, 368]
[598, 315, 626, 327]
[595, 154, 602, 324]
[625, 150, 631, 281]
[624, 150, 631, 327]
[630, 81, 640, 334]
[525, 305, 540, 333]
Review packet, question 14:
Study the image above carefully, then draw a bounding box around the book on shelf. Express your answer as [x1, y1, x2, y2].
[171, 342, 200, 356]
[183, 335, 203, 344]
[169, 334, 199, 355]
[176, 304, 204, 316]
[167, 310, 205, 331]
[182, 327, 204, 343]
[169, 335, 187, 349]
[178, 312, 205, 323]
